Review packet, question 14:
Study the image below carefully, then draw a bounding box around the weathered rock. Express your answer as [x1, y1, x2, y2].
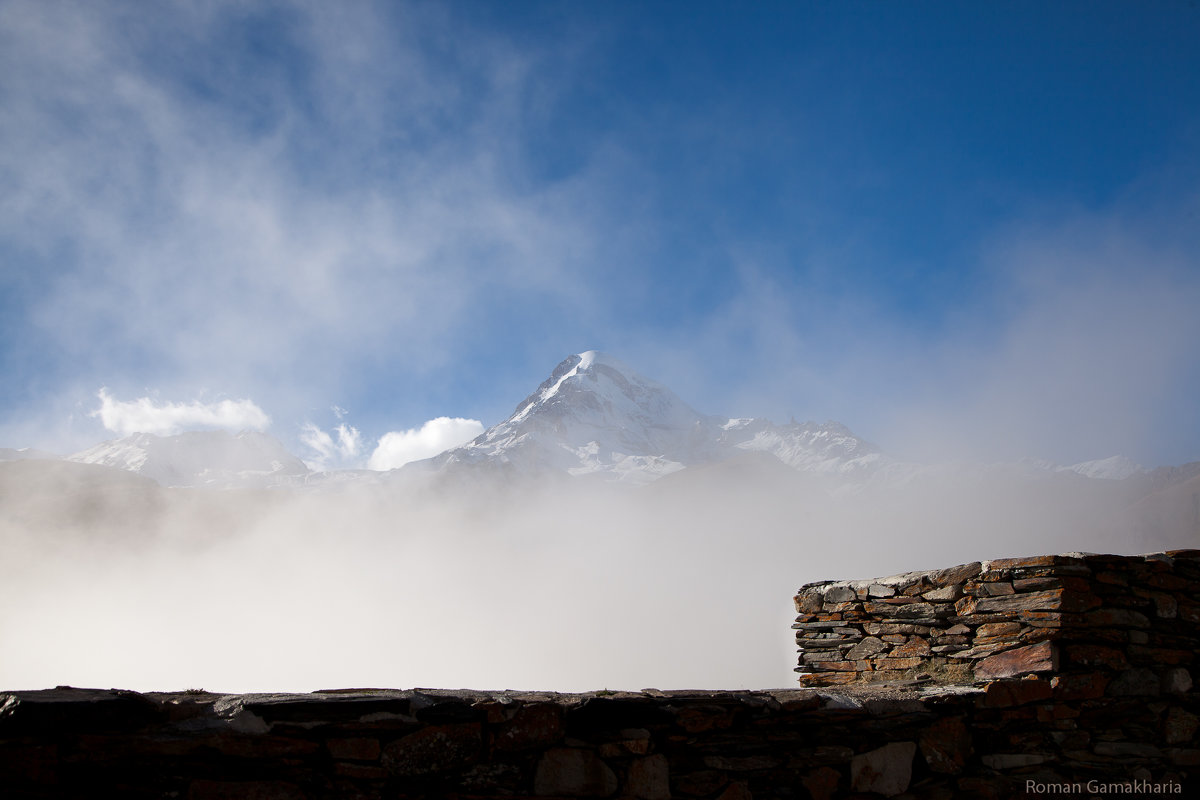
[533, 748, 618, 797]
[1165, 707, 1200, 745]
[974, 641, 1057, 681]
[823, 586, 855, 603]
[382, 723, 482, 776]
[919, 717, 971, 774]
[850, 741, 916, 796]
[625, 754, 670, 800]
[801, 766, 841, 800]
[1107, 668, 1161, 696]
[844, 636, 887, 660]
[1164, 668, 1193, 695]
[495, 703, 563, 752]
[981, 678, 1053, 708]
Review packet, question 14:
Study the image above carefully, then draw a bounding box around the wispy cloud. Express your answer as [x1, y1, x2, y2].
[0, 0, 615, 448]
[369, 417, 484, 470]
[92, 389, 270, 437]
[299, 420, 363, 472]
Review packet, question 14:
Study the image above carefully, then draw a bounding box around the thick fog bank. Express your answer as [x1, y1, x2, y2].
[1, 460, 1196, 693]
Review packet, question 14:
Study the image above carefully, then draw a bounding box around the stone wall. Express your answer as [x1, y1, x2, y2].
[2, 550, 1197, 798]
[793, 549, 1200, 692]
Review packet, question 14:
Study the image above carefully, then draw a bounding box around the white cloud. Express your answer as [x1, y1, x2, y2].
[91, 388, 270, 437]
[368, 417, 485, 470]
[300, 421, 363, 472]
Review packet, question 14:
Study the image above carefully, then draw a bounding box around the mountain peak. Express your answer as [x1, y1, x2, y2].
[421, 352, 883, 484]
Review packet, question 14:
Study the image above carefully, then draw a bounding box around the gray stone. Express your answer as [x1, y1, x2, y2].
[1107, 668, 1161, 697]
[1165, 668, 1193, 695]
[845, 636, 887, 661]
[534, 748, 618, 796]
[824, 586, 856, 603]
[850, 741, 916, 796]
[922, 586, 961, 602]
[868, 584, 897, 598]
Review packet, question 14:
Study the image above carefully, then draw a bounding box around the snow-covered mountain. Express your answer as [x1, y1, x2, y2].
[8, 351, 1174, 492]
[68, 430, 310, 489]
[0, 447, 60, 462]
[417, 351, 886, 484]
[1060, 455, 1146, 481]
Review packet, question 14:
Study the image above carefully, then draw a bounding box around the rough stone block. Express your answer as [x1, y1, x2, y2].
[626, 754, 670, 800]
[974, 589, 1064, 613]
[981, 678, 1054, 708]
[533, 748, 618, 797]
[1164, 668, 1193, 695]
[844, 637, 887, 660]
[974, 641, 1057, 681]
[929, 562, 982, 587]
[1106, 668, 1161, 697]
[382, 723, 482, 776]
[850, 741, 916, 796]
[919, 716, 971, 774]
[801, 766, 841, 800]
[823, 586, 856, 603]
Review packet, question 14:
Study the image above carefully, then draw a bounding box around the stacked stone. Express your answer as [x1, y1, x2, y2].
[794, 550, 1200, 690]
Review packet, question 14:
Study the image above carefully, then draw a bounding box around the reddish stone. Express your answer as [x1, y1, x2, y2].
[919, 716, 971, 774]
[802, 766, 841, 800]
[954, 596, 979, 616]
[877, 656, 924, 670]
[975, 589, 1064, 613]
[1052, 672, 1110, 701]
[494, 703, 563, 751]
[795, 593, 823, 614]
[892, 637, 932, 657]
[981, 677, 1054, 708]
[626, 754, 670, 800]
[974, 641, 1057, 681]
[1063, 644, 1129, 670]
[675, 704, 737, 733]
[715, 781, 754, 800]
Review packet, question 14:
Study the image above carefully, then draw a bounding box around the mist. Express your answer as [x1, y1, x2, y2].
[3, 457, 1195, 694]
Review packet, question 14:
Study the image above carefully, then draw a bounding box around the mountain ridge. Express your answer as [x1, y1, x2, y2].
[2, 351, 1182, 491]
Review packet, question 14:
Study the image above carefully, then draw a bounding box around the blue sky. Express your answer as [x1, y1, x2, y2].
[2, 0, 1199, 468]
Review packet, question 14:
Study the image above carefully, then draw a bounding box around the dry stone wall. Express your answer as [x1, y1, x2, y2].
[793, 549, 1200, 692]
[2, 550, 1197, 798]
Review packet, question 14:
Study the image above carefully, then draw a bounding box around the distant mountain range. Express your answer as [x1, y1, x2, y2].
[0, 351, 1183, 491]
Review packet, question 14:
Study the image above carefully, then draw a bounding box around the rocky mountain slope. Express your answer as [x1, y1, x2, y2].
[416, 351, 885, 484]
[68, 430, 310, 489]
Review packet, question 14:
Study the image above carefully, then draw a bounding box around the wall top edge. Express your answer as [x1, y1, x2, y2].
[795, 548, 1200, 594]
